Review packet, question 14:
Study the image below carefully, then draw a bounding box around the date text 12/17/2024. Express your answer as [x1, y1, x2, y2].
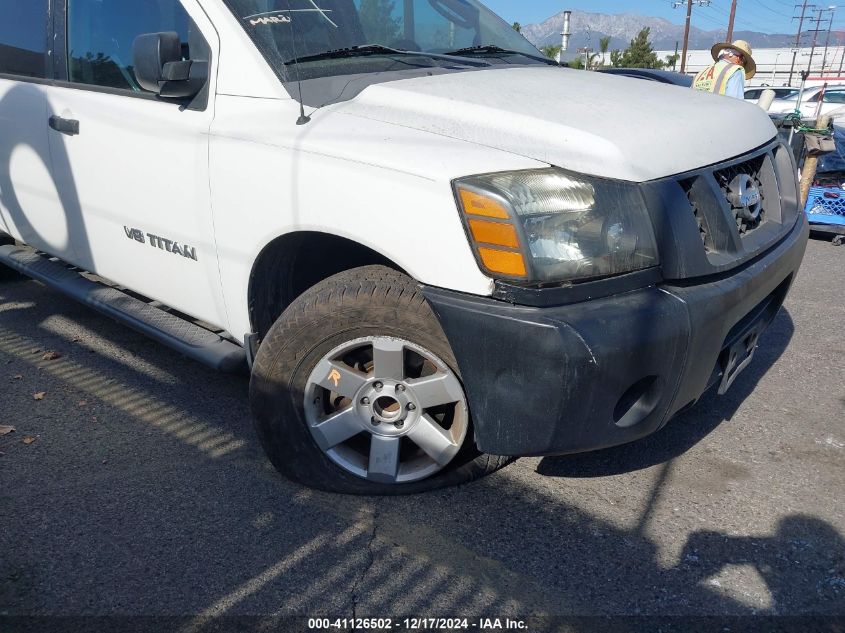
[307, 618, 528, 631]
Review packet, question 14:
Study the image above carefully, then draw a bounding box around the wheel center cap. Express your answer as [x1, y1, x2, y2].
[373, 396, 402, 421]
[356, 380, 420, 436]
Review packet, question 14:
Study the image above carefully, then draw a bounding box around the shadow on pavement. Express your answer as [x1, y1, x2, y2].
[0, 282, 842, 631]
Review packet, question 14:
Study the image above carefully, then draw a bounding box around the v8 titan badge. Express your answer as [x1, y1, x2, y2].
[124, 226, 198, 261]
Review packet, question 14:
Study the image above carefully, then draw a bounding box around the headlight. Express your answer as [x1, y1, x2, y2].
[454, 168, 659, 284]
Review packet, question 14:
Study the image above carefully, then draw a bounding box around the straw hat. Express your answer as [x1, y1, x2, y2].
[711, 39, 756, 80]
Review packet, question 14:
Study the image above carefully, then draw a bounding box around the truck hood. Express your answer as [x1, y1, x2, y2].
[336, 66, 777, 182]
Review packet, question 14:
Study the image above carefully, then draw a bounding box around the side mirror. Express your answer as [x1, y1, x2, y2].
[133, 32, 207, 99]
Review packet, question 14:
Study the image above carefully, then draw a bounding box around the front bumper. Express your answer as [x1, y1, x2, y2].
[423, 214, 810, 457]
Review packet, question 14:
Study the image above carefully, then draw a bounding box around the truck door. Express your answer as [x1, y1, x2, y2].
[0, 0, 80, 263]
[44, 0, 229, 331]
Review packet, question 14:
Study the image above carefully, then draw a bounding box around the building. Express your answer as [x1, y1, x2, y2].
[654, 46, 845, 88]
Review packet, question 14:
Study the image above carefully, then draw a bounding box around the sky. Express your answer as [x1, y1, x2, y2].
[482, 1, 845, 35]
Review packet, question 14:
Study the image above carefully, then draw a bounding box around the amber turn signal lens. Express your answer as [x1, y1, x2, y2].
[477, 247, 527, 278]
[458, 189, 510, 219]
[468, 219, 520, 249]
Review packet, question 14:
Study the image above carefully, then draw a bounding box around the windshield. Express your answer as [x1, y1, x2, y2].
[223, 0, 545, 79]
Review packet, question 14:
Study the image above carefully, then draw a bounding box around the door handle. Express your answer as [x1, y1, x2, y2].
[48, 115, 80, 136]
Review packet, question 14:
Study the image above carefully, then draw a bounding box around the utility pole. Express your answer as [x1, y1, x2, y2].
[788, 1, 813, 86]
[807, 7, 835, 75]
[681, 0, 693, 73]
[820, 6, 836, 76]
[674, 0, 712, 75]
[727, 0, 738, 42]
[839, 37, 845, 75]
[578, 47, 593, 70]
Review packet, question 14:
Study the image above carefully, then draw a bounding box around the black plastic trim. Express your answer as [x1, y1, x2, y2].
[664, 213, 804, 288]
[422, 213, 809, 456]
[51, 0, 67, 81]
[0, 73, 53, 86]
[662, 137, 779, 181]
[0, 244, 247, 374]
[492, 267, 663, 307]
[46, 79, 162, 101]
[244, 332, 260, 370]
[643, 138, 799, 281]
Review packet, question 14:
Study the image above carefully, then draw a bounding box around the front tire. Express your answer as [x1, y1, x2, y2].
[249, 266, 512, 495]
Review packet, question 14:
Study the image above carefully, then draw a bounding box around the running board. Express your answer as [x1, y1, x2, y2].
[0, 245, 247, 374]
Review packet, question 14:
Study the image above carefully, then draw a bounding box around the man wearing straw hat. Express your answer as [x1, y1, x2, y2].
[692, 40, 757, 99]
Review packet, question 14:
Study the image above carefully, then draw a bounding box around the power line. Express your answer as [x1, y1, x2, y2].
[750, 0, 796, 19]
[820, 6, 837, 75]
[805, 6, 835, 74]
[673, 0, 712, 73]
[788, 0, 813, 85]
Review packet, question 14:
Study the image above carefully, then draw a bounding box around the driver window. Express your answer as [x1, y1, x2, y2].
[67, 0, 191, 91]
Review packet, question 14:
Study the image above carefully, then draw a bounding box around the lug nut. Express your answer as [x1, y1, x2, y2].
[361, 397, 370, 406]
[374, 381, 384, 391]
[407, 403, 417, 411]
[396, 384, 406, 393]
[371, 417, 380, 426]
[395, 420, 405, 429]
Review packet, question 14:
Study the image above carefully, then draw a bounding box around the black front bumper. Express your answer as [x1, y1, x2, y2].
[423, 215, 810, 457]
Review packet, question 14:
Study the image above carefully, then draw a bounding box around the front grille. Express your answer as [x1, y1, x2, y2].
[681, 178, 714, 252]
[714, 155, 768, 236]
[677, 141, 794, 266]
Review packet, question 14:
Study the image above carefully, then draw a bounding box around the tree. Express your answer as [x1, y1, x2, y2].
[665, 53, 680, 71]
[598, 35, 611, 68]
[610, 49, 623, 68]
[540, 44, 562, 60]
[563, 51, 600, 70]
[512, 22, 521, 33]
[613, 28, 665, 69]
[358, 0, 401, 44]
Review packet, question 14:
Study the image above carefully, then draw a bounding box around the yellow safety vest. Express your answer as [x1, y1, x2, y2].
[692, 60, 744, 95]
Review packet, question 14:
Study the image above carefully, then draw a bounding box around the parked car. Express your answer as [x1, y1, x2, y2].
[768, 85, 845, 116]
[0, 0, 809, 494]
[597, 68, 693, 87]
[745, 86, 799, 104]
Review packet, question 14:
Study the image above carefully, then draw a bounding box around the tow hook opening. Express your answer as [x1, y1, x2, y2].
[613, 376, 663, 428]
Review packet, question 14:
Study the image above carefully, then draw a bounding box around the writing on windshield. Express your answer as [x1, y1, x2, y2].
[224, 0, 544, 79]
[245, 4, 338, 28]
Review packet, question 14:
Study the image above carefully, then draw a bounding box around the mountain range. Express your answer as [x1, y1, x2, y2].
[518, 10, 837, 55]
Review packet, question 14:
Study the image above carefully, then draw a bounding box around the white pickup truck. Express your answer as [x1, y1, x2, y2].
[0, 0, 808, 494]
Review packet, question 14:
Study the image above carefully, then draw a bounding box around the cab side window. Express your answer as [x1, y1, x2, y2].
[824, 91, 845, 104]
[67, 0, 191, 91]
[0, 0, 49, 78]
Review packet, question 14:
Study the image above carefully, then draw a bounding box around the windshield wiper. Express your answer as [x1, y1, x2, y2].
[286, 45, 490, 66]
[445, 45, 558, 66]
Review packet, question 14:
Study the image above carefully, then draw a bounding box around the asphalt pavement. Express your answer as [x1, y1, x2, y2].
[0, 237, 843, 631]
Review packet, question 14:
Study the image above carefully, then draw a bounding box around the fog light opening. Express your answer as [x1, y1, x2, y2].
[613, 376, 663, 429]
